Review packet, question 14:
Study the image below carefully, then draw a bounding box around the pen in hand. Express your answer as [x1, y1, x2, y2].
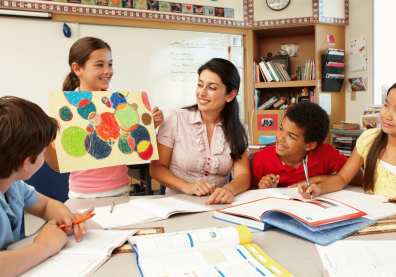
[302, 159, 312, 199]
[59, 213, 96, 230]
[110, 202, 115, 213]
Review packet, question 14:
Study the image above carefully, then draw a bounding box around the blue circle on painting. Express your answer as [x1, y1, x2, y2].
[64, 91, 92, 107]
[88, 130, 112, 160]
[130, 124, 151, 151]
[110, 92, 127, 109]
[77, 101, 96, 120]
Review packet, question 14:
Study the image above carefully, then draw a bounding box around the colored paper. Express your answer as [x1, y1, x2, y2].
[48, 91, 159, 173]
[257, 114, 278, 131]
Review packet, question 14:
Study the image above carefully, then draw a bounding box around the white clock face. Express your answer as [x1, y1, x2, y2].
[267, 0, 291, 11]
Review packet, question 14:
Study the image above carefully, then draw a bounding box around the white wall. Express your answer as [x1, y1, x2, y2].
[253, 0, 312, 21]
[345, 0, 373, 123]
[323, 0, 345, 19]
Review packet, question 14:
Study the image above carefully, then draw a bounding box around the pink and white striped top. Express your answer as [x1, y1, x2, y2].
[157, 108, 248, 195]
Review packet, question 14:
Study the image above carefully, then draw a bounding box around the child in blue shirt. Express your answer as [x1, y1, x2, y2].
[0, 96, 94, 276]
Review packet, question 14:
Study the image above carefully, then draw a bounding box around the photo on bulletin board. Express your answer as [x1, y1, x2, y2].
[48, 91, 159, 173]
[257, 114, 278, 131]
[348, 77, 366, 91]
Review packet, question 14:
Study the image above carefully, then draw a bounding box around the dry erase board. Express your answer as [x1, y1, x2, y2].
[0, 17, 243, 117]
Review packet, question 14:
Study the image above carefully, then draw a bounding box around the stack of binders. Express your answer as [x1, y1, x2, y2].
[321, 48, 345, 92]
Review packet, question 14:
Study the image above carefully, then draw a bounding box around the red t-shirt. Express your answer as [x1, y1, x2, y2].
[251, 143, 347, 187]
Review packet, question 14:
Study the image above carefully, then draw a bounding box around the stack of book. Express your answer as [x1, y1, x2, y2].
[258, 58, 291, 82]
[331, 134, 359, 157]
[296, 60, 316, 80]
[322, 48, 345, 92]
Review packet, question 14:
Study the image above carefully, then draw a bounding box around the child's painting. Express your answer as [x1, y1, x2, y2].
[159, 1, 170, 12]
[224, 8, 234, 18]
[193, 5, 203, 15]
[215, 7, 224, 17]
[360, 114, 381, 130]
[122, 0, 133, 8]
[148, 0, 159, 10]
[348, 77, 366, 91]
[204, 6, 214, 16]
[134, 0, 147, 9]
[48, 91, 159, 173]
[182, 4, 193, 14]
[171, 3, 182, 13]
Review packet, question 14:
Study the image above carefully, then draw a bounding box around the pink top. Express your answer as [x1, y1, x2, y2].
[157, 108, 249, 195]
[68, 87, 130, 193]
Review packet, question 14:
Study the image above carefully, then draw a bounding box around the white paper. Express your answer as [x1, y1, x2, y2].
[319, 93, 332, 115]
[317, 241, 396, 272]
[229, 46, 244, 69]
[349, 36, 367, 72]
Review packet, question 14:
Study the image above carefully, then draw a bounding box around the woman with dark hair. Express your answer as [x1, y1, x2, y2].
[150, 58, 250, 204]
[298, 83, 396, 199]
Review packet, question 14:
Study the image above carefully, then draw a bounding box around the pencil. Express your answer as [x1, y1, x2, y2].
[59, 213, 96, 230]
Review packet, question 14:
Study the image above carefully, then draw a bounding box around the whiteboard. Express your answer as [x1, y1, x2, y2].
[0, 17, 243, 117]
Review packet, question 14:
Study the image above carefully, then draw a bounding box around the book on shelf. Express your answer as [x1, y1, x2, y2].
[79, 197, 212, 229]
[7, 229, 137, 277]
[258, 61, 274, 82]
[332, 123, 360, 130]
[277, 62, 291, 81]
[129, 226, 293, 277]
[257, 96, 279, 110]
[253, 89, 260, 110]
[267, 62, 280, 82]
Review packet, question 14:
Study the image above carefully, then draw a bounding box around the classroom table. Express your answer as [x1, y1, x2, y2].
[65, 187, 396, 277]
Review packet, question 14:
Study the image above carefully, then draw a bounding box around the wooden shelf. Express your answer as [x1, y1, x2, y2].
[254, 80, 317, 89]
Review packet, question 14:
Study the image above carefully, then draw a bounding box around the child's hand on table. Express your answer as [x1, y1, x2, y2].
[33, 220, 69, 257]
[152, 107, 164, 128]
[258, 174, 279, 189]
[60, 207, 95, 242]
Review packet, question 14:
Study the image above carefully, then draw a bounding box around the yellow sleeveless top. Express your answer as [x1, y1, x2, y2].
[356, 128, 396, 198]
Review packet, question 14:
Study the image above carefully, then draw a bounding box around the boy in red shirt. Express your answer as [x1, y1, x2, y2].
[251, 101, 362, 188]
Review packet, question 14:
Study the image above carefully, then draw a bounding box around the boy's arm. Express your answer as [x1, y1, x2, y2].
[0, 220, 68, 277]
[26, 193, 93, 242]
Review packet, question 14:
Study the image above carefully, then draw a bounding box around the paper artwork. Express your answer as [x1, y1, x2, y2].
[348, 77, 366, 91]
[257, 114, 278, 131]
[48, 91, 158, 173]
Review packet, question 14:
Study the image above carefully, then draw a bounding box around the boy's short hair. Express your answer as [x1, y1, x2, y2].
[0, 96, 59, 179]
[285, 101, 329, 145]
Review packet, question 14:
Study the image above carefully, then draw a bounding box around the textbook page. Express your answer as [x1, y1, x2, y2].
[316, 240, 396, 271]
[133, 226, 250, 259]
[83, 197, 212, 229]
[232, 187, 306, 205]
[327, 268, 396, 277]
[222, 197, 365, 226]
[139, 244, 291, 277]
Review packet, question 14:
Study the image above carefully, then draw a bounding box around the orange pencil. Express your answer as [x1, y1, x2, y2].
[59, 213, 96, 230]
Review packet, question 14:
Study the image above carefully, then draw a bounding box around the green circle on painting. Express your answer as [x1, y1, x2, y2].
[59, 106, 73, 121]
[62, 126, 88, 157]
[118, 135, 133, 154]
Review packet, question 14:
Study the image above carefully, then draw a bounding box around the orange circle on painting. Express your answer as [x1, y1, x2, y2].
[141, 113, 152, 125]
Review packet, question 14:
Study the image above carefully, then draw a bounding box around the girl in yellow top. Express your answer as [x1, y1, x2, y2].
[298, 83, 396, 199]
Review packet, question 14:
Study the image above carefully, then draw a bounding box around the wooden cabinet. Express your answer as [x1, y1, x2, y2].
[246, 24, 346, 145]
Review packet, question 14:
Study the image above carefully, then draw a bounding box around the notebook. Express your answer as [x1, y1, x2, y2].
[80, 197, 212, 229]
[7, 229, 137, 277]
[128, 225, 293, 277]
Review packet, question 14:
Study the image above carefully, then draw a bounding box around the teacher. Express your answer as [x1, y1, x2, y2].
[150, 58, 250, 204]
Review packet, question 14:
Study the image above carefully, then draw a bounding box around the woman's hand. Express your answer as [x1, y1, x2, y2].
[183, 180, 215, 196]
[152, 107, 164, 129]
[205, 187, 235, 205]
[258, 174, 279, 189]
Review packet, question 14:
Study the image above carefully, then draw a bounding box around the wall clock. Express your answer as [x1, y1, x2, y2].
[266, 0, 291, 11]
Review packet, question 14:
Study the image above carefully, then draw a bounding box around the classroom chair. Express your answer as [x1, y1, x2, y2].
[26, 162, 70, 203]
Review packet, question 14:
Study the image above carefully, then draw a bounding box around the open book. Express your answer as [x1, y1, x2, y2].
[82, 197, 212, 229]
[213, 197, 375, 245]
[7, 229, 137, 277]
[232, 187, 396, 220]
[128, 225, 293, 277]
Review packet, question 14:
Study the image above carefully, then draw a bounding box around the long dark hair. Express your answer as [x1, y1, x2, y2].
[184, 58, 248, 160]
[363, 83, 396, 192]
[63, 37, 111, 91]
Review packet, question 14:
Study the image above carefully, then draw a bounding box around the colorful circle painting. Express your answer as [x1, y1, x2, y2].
[61, 126, 88, 157]
[59, 106, 73, 121]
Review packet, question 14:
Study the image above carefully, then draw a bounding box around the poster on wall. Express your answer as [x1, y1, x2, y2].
[48, 91, 159, 173]
[257, 114, 278, 131]
[349, 36, 367, 72]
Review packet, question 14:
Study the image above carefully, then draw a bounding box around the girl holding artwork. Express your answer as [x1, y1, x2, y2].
[45, 37, 163, 199]
[299, 83, 396, 199]
[150, 58, 251, 205]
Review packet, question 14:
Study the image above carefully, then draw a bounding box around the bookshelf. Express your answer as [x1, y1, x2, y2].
[247, 24, 346, 145]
